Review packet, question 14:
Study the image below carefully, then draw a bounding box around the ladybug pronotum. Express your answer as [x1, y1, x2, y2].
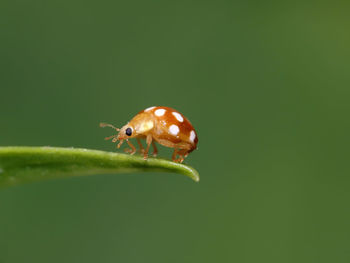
[100, 106, 198, 163]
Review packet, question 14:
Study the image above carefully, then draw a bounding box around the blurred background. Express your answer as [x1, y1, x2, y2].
[1, 0, 350, 262]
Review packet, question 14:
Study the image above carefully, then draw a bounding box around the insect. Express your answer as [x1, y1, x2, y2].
[100, 106, 198, 163]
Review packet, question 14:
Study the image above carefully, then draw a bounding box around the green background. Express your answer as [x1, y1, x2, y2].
[1, 0, 349, 262]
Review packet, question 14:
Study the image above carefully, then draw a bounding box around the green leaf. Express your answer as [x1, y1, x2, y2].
[0, 146, 200, 188]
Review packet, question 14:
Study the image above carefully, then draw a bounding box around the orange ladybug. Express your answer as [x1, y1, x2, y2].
[100, 106, 198, 163]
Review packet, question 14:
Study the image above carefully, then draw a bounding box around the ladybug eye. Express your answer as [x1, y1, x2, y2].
[125, 127, 132, 136]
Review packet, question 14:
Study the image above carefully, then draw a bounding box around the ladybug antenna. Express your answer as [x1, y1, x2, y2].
[100, 122, 120, 131]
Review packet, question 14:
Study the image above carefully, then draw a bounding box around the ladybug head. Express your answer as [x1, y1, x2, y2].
[118, 121, 138, 138]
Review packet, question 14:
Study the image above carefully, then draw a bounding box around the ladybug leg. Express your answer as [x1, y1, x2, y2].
[172, 149, 179, 162]
[124, 140, 136, 155]
[178, 149, 189, 163]
[143, 134, 152, 160]
[151, 141, 158, 157]
[137, 138, 145, 154]
[173, 149, 188, 163]
[117, 139, 124, 148]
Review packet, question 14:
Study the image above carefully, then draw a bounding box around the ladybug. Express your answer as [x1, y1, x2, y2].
[100, 106, 198, 163]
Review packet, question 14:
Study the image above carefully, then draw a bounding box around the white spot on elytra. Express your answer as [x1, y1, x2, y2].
[169, 124, 180, 136]
[155, 108, 166, 116]
[172, 112, 183, 122]
[145, 106, 156, 112]
[190, 130, 196, 142]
